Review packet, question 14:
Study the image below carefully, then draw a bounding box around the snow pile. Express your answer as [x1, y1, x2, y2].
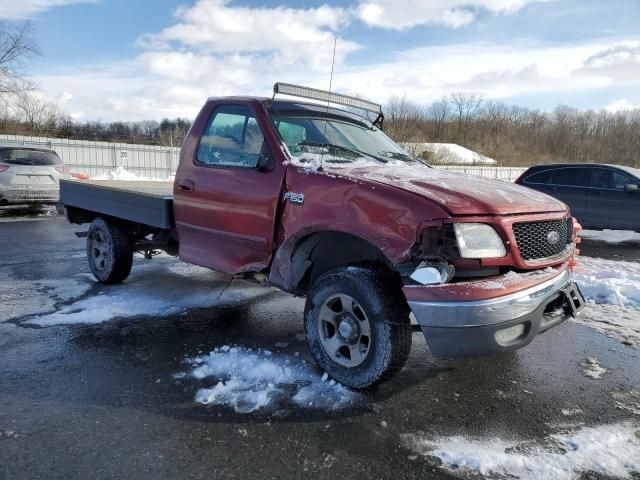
[27, 258, 265, 326]
[402, 143, 497, 165]
[573, 257, 640, 308]
[93, 166, 169, 181]
[572, 257, 640, 348]
[404, 422, 640, 480]
[181, 345, 357, 413]
[579, 229, 640, 244]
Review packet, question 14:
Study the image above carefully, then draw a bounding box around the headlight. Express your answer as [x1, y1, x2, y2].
[453, 223, 506, 259]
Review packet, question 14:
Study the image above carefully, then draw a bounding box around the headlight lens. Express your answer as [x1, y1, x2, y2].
[453, 223, 506, 259]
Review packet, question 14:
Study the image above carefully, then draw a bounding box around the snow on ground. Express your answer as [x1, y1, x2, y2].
[178, 345, 357, 413]
[25, 257, 267, 326]
[613, 390, 640, 417]
[581, 358, 607, 379]
[403, 422, 640, 480]
[579, 229, 640, 244]
[571, 256, 640, 349]
[92, 166, 170, 181]
[574, 256, 640, 308]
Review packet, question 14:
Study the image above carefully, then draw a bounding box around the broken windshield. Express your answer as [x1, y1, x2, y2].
[271, 114, 415, 164]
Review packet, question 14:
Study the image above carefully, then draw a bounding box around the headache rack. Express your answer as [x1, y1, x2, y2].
[273, 82, 384, 129]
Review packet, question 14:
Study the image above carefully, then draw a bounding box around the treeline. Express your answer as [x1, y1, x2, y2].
[385, 94, 640, 167]
[2, 90, 640, 167]
[0, 93, 191, 146]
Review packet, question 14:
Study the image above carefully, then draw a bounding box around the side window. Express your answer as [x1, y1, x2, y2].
[589, 169, 634, 190]
[612, 171, 636, 190]
[550, 168, 588, 187]
[276, 120, 307, 150]
[197, 105, 266, 168]
[523, 170, 552, 184]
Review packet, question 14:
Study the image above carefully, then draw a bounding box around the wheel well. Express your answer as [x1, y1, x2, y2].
[290, 231, 396, 295]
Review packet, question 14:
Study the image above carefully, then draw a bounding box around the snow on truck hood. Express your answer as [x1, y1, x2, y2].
[327, 163, 567, 216]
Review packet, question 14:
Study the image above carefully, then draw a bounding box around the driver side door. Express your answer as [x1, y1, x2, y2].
[174, 101, 286, 274]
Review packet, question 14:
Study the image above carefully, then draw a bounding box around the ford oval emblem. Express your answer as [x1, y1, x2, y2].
[547, 231, 561, 245]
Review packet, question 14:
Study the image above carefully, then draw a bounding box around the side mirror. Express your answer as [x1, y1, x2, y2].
[624, 184, 639, 193]
[256, 154, 274, 172]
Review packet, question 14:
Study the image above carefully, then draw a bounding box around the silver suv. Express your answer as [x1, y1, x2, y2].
[0, 145, 71, 208]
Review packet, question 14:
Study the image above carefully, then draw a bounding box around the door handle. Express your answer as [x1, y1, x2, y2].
[178, 179, 195, 192]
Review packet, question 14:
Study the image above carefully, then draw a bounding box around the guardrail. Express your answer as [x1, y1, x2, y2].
[0, 134, 527, 182]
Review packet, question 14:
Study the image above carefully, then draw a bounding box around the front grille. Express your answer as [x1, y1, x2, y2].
[513, 219, 572, 262]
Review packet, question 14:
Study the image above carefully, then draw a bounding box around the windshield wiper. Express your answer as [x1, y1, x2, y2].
[298, 141, 387, 163]
[377, 151, 416, 162]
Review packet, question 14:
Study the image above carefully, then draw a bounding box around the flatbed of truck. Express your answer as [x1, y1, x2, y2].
[60, 179, 175, 229]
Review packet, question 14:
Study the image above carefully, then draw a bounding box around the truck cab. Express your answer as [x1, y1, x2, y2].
[62, 83, 585, 389]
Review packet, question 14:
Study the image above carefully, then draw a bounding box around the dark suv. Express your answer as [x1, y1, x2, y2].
[516, 163, 640, 231]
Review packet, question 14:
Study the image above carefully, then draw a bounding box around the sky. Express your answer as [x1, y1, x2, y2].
[2, 0, 639, 122]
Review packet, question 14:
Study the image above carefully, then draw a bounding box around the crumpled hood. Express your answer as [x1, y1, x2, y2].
[331, 163, 567, 216]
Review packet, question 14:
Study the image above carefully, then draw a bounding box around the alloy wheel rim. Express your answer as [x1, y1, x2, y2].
[90, 229, 112, 273]
[317, 293, 372, 368]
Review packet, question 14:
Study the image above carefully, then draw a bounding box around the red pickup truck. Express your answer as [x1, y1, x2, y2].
[61, 83, 585, 389]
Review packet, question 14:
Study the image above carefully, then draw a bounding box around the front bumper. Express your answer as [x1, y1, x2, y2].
[406, 269, 585, 357]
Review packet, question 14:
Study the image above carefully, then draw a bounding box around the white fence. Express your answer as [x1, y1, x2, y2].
[0, 134, 527, 182]
[433, 165, 527, 182]
[0, 134, 180, 180]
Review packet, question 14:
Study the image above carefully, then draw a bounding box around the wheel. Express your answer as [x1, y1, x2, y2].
[55, 203, 65, 215]
[87, 217, 133, 284]
[304, 267, 412, 389]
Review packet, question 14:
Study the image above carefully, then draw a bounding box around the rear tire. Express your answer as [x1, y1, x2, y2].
[304, 267, 412, 390]
[87, 217, 133, 284]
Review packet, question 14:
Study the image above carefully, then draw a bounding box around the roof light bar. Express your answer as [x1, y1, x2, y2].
[273, 82, 382, 115]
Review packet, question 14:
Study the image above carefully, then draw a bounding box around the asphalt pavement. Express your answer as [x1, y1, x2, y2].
[1, 211, 639, 480]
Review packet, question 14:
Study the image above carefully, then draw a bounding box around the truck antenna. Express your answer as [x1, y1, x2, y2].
[319, 35, 337, 173]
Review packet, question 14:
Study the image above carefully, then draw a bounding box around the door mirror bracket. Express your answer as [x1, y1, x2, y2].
[256, 154, 274, 172]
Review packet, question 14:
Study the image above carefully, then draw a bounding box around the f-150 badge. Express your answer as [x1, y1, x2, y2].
[284, 192, 305, 205]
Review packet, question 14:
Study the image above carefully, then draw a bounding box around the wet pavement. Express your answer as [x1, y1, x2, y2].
[1, 214, 639, 479]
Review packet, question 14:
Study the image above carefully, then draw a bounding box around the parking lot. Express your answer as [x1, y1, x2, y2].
[1, 209, 639, 480]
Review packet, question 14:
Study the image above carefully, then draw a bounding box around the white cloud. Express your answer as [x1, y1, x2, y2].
[0, 0, 94, 19]
[579, 41, 640, 84]
[356, 0, 554, 30]
[136, 0, 360, 72]
[605, 99, 640, 112]
[28, 0, 640, 121]
[34, 38, 640, 122]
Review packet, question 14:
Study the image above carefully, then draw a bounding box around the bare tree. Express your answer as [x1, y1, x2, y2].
[0, 22, 39, 96]
[449, 92, 483, 140]
[13, 91, 61, 136]
[426, 97, 450, 140]
[385, 94, 424, 143]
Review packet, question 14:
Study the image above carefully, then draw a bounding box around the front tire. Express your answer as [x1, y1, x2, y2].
[87, 217, 133, 284]
[304, 267, 412, 389]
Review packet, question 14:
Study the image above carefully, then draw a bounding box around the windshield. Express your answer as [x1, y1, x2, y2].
[0, 148, 62, 166]
[271, 114, 415, 164]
